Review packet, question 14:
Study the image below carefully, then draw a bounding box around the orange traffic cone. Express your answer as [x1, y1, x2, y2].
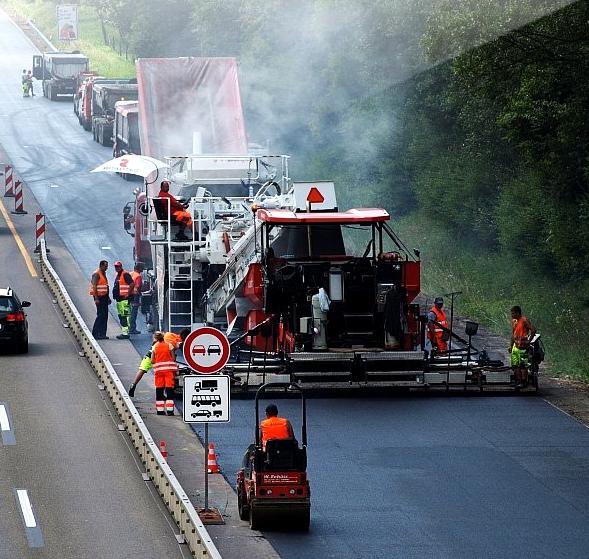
[207, 442, 220, 474]
[159, 440, 168, 462]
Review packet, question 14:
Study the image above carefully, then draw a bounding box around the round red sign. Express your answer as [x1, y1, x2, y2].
[182, 327, 230, 374]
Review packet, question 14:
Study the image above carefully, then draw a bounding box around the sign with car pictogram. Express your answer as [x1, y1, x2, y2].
[183, 375, 230, 423]
[183, 327, 230, 374]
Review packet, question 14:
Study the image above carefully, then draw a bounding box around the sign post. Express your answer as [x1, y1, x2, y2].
[56, 5, 79, 41]
[182, 327, 230, 524]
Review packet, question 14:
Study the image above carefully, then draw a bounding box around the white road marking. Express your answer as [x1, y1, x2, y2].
[0, 404, 10, 431]
[48, 184, 60, 188]
[16, 490, 37, 528]
[101, 246, 111, 250]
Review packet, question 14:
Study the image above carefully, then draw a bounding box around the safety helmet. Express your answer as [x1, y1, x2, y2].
[114, 260, 123, 267]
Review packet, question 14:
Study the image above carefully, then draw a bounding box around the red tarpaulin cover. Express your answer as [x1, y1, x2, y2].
[136, 57, 248, 160]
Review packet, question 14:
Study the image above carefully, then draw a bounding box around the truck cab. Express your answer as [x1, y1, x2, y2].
[33, 52, 89, 100]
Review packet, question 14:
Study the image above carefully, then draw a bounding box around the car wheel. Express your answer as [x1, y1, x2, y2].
[18, 337, 29, 354]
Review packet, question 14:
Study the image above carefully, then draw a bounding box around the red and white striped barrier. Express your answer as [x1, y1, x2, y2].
[4, 165, 14, 197]
[34, 213, 49, 253]
[11, 178, 27, 215]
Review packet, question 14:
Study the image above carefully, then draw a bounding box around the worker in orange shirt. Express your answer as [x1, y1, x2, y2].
[150, 331, 177, 415]
[158, 180, 193, 241]
[510, 305, 536, 388]
[260, 404, 294, 450]
[128, 328, 190, 397]
[113, 261, 135, 340]
[128, 262, 144, 335]
[89, 260, 110, 340]
[427, 296, 449, 353]
[242, 403, 294, 470]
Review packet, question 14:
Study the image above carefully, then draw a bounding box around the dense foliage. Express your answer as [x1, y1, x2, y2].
[7, 0, 589, 375]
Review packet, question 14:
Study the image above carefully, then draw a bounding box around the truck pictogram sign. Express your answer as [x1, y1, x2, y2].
[183, 375, 230, 423]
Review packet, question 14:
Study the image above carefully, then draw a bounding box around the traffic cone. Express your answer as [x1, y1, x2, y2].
[159, 440, 168, 462]
[207, 442, 220, 474]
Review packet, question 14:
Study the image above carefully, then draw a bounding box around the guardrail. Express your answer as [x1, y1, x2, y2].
[26, 19, 57, 51]
[37, 240, 222, 559]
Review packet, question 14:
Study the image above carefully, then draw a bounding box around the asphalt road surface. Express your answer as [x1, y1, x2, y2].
[0, 204, 188, 557]
[1, 8, 589, 558]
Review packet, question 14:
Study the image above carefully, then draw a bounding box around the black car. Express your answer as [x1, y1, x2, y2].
[0, 287, 30, 353]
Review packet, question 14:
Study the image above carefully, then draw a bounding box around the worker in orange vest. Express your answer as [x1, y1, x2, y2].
[510, 305, 536, 388]
[242, 403, 295, 470]
[151, 331, 177, 415]
[427, 296, 449, 353]
[260, 404, 294, 451]
[128, 328, 190, 397]
[128, 262, 144, 335]
[89, 260, 110, 340]
[113, 261, 135, 340]
[158, 180, 193, 241]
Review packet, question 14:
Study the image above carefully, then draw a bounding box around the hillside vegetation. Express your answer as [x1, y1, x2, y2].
[3, 0, 588, 379]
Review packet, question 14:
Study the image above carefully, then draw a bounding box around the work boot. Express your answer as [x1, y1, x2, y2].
[129, 330, 141, 335]
[116, 333, 130, 340]
[175, 231, 189, 241]
[128, 383, 136, 398]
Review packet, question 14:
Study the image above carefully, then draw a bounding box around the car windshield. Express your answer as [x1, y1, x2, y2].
[0, 297, 16, 312]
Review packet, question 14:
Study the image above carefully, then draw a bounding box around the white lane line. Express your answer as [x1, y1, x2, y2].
[101, 246, 111, 250]
[0, 404, 10, 431]
[16, 490, 37, 528]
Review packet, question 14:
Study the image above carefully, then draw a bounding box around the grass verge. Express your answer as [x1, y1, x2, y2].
[0, 0, 134, 77]
[395, 212, 587, 381]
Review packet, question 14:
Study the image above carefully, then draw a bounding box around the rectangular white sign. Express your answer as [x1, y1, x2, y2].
[183, 375, 230, 423]
[56, 5, 79, 41]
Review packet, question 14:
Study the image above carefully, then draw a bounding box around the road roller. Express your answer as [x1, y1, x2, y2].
[237, 382, 310, 531]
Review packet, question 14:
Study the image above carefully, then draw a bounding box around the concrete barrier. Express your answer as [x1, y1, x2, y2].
[37, 239, 222, 559]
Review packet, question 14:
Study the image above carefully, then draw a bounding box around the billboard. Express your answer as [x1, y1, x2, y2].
[56, 5, 79, 41]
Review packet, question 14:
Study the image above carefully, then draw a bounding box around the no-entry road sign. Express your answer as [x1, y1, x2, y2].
[183, 327, 230, 374]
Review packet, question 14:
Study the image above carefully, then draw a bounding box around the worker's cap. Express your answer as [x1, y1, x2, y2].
[114, 260, 123, 267]
[434, 297, 444, 305]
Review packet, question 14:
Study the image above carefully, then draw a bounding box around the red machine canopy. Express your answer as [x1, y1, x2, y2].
[256, 208, 390, 224]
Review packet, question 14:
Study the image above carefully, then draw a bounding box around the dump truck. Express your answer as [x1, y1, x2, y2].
[122, 57, 248, 267]
[32, 51, 89, 100]
[73, 71, 99, 122]
[91, 81, 138, 146]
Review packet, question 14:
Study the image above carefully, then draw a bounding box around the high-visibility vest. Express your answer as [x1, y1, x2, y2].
[89, 269, 109, 297]
[116, 270, 132, 298]
[151, 341, 177, 374]
[512, 316, 530, 348]
[260, 416, 291, 448]
[428, 306, 448, 339]
[131, 270, 141, 286]
[164, 332, 182, 349]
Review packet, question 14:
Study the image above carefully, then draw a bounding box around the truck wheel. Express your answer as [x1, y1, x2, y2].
[237, 486, 250, 521]
[249, 502, 261, 530]
[296, 506, 311, 532]
[100, 128, 111, 146]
